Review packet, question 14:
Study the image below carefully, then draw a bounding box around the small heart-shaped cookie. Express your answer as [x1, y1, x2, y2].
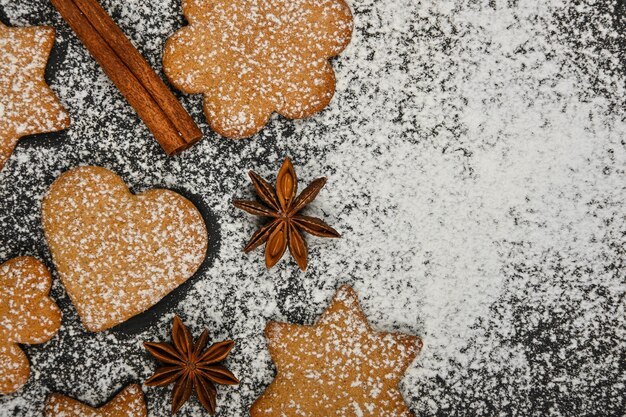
[0, 257, 62, 394]
[42, 166, 208, 332]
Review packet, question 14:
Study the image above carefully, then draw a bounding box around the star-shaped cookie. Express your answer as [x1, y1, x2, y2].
[0, 21, 70, 171]
[251, 285, 422, 416]
[45, 384, 147, 417]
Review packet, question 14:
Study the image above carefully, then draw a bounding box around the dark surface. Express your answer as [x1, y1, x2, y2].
[0, 0, 625, 416]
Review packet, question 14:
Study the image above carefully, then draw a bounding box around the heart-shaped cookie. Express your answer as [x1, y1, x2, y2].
[42, 166, 208, 332]
[0, 256, 62, 394]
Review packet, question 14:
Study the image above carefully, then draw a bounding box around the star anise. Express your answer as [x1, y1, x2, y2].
[144, 316, 239, 415]
[233, 157, 340, 271]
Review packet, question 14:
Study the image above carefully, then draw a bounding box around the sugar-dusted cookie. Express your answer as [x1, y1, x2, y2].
[251, 285, 422, 416]
[45, 384, 147, 417]
[0, 22, 70, 171]
[0, 257, 62, 394]
[163, 0, 353, 139]
[41, 166, 208, 332]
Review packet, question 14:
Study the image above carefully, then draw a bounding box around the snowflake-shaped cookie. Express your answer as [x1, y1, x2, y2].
[0, 22, 70, 171]
[163, 0, 353, 138]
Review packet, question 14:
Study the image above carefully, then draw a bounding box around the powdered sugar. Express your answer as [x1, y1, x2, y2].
[0, 0, 624, 415]
[41, 166, 208, 332]
[45, 383, 146, 416]
[163, 0, 353, 138]
[0, 257, 61, 394]
[0, 22, 70, 171]
[251, 286, 419, 416]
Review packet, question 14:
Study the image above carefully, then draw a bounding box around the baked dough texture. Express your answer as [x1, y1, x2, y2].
[0, 22, 70, 171]
[163, 0, 353, 138]
[42, 166, 208, 332]
[0, 256, 62, 394]
[251, 285, 422, 416]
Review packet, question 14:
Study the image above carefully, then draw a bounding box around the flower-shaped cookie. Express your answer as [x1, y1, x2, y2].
[0, 22, 70, 171]
[0, 257, 62, 394]
[163, 0, 353, 138]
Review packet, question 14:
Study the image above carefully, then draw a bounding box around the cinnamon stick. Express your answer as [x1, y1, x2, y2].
[71, 0, 202, 146]
[50, 0, 202, 155]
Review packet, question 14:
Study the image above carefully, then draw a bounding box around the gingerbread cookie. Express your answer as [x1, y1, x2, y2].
[45, 384, 147, 417]
[0, 22, 70, 171]
[163, 0, 353, 138]
[0, 257, 62, 394]
[41, 166, 208, 332]
[251, 285, 422, 416]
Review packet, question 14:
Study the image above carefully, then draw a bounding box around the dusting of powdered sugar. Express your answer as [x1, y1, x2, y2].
[0, 22, 70, 171]
[250, 285, 420, 416]
[0, 257, 61, 395]
[0, 0, 624, 415]
[163, 0, 353, 138]
[44, 383, 146, 416]
[41, 166, 208, 333]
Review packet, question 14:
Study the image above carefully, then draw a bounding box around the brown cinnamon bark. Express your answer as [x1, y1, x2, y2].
[50, 0, 202, 154]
